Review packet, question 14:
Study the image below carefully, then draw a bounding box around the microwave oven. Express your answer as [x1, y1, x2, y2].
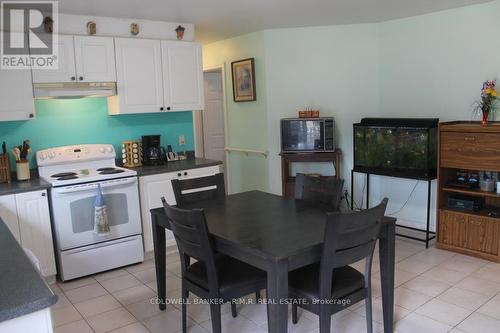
[280, 117, 336, 153]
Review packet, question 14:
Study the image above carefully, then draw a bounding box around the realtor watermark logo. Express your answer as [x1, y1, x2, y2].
[1, 0, 58, 69]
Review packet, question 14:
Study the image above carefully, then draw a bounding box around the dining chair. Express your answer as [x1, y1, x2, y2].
[171, 173, 226, 206]
[288, 198, 388, 333]
[162, 200, 267, 333]
[294, 173, 344, 211]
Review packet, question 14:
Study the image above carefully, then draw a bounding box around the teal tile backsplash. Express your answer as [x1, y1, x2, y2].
[0, 97, 194, 169]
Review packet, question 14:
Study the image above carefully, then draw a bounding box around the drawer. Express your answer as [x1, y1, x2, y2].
[440, 132, 500, 170]
[438, 210, 468, 248]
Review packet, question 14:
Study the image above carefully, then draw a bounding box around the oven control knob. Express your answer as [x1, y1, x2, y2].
[99, 147, 106, 153]
[39, 152, 48, 160]
[107, 146, 114, 153]
[48, 152, 56, 159]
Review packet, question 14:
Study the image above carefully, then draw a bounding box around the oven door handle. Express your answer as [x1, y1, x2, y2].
[52, 177, 137, 194]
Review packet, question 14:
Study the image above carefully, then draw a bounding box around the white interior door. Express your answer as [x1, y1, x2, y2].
[203, 71, 226, 178]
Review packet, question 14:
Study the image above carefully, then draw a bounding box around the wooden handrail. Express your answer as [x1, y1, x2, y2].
[224, 147, 269, 158]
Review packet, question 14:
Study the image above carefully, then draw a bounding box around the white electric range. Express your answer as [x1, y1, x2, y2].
[37, 144, 144, 281]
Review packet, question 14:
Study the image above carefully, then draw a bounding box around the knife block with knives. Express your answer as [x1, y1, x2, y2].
[12, 139, 31, 181]
[0, 141, 11, 183]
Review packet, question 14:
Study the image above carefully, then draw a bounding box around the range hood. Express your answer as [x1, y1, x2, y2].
[33, 82, 117, 99]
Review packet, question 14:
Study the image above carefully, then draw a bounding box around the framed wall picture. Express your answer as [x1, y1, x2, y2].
[231, 58, 256, 102]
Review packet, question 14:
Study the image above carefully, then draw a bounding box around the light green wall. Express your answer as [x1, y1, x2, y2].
[203, 0, 500, 230]
[0, 98, 194, 170]
[203, 32, 269, 194]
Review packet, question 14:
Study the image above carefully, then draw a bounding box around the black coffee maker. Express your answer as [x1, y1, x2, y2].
[142, 135, 166, 165]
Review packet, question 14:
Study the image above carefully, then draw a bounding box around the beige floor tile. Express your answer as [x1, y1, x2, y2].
[87, 307, 136, 333]
[477, 293, 500, 320]
[472, 266, 500, 283]
[394, 269, 418, 287]
[50, 290, 73, 309]
[457, 312, 500, 333]
[354, 296, 411, 324]
[441, 256, 485, 274]
[330, 311, 383, 333]
[395, 312, 452, 333]
[437, 287, 490, 311]
[113, 284, 157, 305]
[421, 266, 468, 285]
[94, 269, 131, 283]
[237, 303, 268, 326]
[73, 294, 122, 318]
[108, 322, 151, 333]
[50, 305, 82, 327]
[100, 274, 142, 293]
[166, 261, 182, 276]
[394, 287, 432, 310]
[131, 267, 161, 284]
[126, 297, 174, 320]
[143, 308, 189, 333]
[396, 257, 437, 274]
[125, 260, 155, 274]
[402, 275, 451, 297]
[63, 282, 109, 303]
[53, 319, 93, 333]
[166, 251, 181, 264]
[57, 276, 96, 291]
[457, 276, 500, 297]
[415, 298, 472, 326]
[199, 311, 263, 333]
[411, 248, 455, 266]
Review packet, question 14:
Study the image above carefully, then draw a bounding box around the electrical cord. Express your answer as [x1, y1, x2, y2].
[386, 180, 420, 216]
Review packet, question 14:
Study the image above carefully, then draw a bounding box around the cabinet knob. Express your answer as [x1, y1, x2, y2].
[71, 76, 76, 81]
[41, 192, 46, 197]
[79, 76, 84, 81]
[177, 173, 182, 177]
[166, 107, 171, 111]
[28, 113, 34, 118]
[184, 172, 188, 176]
[160, 107, 164, 111]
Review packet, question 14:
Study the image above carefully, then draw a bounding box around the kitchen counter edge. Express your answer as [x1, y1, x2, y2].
[133, 158, 223, 177]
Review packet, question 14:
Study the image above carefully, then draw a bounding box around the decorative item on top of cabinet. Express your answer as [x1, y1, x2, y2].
[87, 21, 97, 35]
[43, 16, 54, 33]
[473, 80, 499, 126]
[175, 25, 185, 40]
[298, 109, 320, 118]
[130, 23, 140, 35]
[437, 121, 500, 262]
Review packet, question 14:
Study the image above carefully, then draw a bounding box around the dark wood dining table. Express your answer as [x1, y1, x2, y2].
[151, 190, 396, 333]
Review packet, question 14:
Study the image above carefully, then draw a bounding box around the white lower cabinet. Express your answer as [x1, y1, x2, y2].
[139, 166, 221, 252]
[0, 190, 56, 277]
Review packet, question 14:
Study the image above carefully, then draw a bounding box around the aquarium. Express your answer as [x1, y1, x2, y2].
[353, 118, 438, 179]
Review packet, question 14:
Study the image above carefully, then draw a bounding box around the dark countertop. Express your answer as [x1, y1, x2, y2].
[132, 158, 222, 177]
[0, 218, 57, 323]
[0, 177, 50, 197]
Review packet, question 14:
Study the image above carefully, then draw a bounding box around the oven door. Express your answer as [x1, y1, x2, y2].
[51, 177, 142, 251]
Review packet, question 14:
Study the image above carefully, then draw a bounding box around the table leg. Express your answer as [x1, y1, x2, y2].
[379, 221, 395, 333]
[266, 260, 289, 333]
[152, 214, 167, 311]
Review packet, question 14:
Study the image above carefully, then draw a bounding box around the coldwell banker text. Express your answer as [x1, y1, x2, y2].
[1, 0, 58, 69]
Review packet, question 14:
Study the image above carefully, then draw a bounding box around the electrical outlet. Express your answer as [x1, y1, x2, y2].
[178, 135, 185, 145]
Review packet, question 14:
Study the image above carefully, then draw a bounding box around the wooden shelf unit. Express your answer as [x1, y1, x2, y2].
[437, 121, 500, 262]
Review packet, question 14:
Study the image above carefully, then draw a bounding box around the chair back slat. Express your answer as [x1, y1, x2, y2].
[172, 173, 225, 207]
[162, 199, 219, 288]
[318, 198, 388, 298]
[294, 173, 344, 211]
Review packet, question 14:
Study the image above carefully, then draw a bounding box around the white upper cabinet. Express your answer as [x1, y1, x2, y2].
[74, 36, 116, 82]
[111, 38, 164, 115]
[33, 35, 116, 83]
[161, 41, 204, 111]
[32, 35, 76, 83]
[0, 67, 35, 121]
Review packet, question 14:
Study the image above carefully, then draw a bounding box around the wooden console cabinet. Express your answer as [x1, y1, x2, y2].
[280, 150, 341, 198]
[437, 121, 500, 262]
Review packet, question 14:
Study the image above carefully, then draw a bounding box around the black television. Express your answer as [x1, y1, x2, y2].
[353, 118, 438, 180]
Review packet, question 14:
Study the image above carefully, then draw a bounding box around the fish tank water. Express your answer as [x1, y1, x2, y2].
[353, 118, 438, 179]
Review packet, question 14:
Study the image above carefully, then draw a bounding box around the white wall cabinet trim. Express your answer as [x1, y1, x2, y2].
[32, 35, 76, 83]
[74, 35, 116, 82]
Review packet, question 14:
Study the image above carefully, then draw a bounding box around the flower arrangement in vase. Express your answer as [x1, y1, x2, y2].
[474, 80, 499, 125]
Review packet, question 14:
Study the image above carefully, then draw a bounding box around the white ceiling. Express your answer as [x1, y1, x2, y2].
[59, 0, 492, 43]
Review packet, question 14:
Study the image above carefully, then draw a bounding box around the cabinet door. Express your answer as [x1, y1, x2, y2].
[74, 36, 116, 82]
[0, 67, 35, 121]
[16, 190, 56, 277]
[0, 195, 20, 242]
[467, 216, 499, 255]
[113, 38, 164, 114]
[438, 210, 468, 248]
[161, 41, 204, 111]
[32, 35, 76, 83]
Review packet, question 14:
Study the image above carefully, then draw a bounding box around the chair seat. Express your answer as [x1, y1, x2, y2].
[185, 254, 266, 295]
[289, 263, 364, 300]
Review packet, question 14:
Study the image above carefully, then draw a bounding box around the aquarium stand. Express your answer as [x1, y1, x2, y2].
[350, 169, 436, 248]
